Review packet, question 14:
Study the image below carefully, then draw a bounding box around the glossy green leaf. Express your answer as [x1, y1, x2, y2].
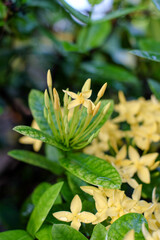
[108, 213, 147, 240]
[93, 5, 146, 24]
[45, 145, 64, 175]
[0, 230, 33, 240]
[29, 90, 52, 135]
[81, 62, 138, 83]
[58, 0, 89, 24]
[130, 50, 160, 62]
[8, 150, 63, 175]
[36, 224, 52, 240]
[88, 0, 104, 6]
[90, 224, 107, 240]
[78, 22, 111, 51]
[13, 126, 68, 151]
[27, 182, 63, 237]
[52, 224, 87, 240]
[152, 0, 160, 10]
[60, 152, 121, 189]
[148, 79, 160, 100]
[31, 182, 51, 206]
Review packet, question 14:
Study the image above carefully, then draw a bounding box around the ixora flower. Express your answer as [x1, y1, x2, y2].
[53, 195, 96, 231]
[122, 146, 159, 184]
[142, 223, 160, 240]
[19, 120, 42, 152]
[14, 70, 112, 151]
[42, 70, 111, 150]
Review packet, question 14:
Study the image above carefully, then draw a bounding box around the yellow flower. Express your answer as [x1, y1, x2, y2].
[99, 120, 124, 152]
[63, 89, 93, 109]
[105, 145, 127, 166]
[53, 195, 96, 231]
[19, 120, 42, 152]
[123, 146, 158, 184]
[123, 229, 135, 240]
[83, 139, 109, 159]
[142, 223, 160, 240]
[129, 123, 160, 151]
[113, 91, 140, 124]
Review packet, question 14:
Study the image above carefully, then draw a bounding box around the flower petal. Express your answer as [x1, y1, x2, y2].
[78, 211, 96, 223]
[140, 153, 158, 167]
[132, 184, 142, 201]
[137, 166, 150, 183]
[93, 191, 108, 212]
[116, 145, 127, 160]
[63, 90, 78, 99]
[123, 229, 134, 240]
[129, 146, 140, 161]
[71, 219, 81, 231]
[68, 99, 80, 109]
[82, 90, 92, 99]
[70, 195, 82, 215]
[53, 211, 73, 222]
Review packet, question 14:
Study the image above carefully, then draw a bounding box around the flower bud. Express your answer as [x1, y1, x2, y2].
[47, 69, 52, 88]
[93, 101, 101, 117]
[53, 88, 60, 110]
[97, 83, 107, 99]
[44, 90, 50, 109]
[103, 102, 111, 115]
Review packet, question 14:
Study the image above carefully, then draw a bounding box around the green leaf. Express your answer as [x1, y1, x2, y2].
[8, 150, 63, 175]
[78, 22, 111, 51]
[29, 90, 52, 135]
[92, 5, 147, 24]
[88, 0, 103, 6]
[130, 50, 160, 62]
[52, 224, 88, 240]
[107, 213, 147, 240]
[31, 182, 51, 206]
[148, 79, 160, 100]
[58, 0, 89, 24]
[60, 152, 121, 189]
[0, 3, 7, 19]
[27, 182, 63, 237]
[152, 0, 160, 10]
[0, 230, 33, 240]
[90, 224, 107, 240]
[139, 39, 160, 52]
[36, 224, 52, 240]
[45, 145, 64, 175]
[81, 62, 138, 83]
[13, 126, 69, 151]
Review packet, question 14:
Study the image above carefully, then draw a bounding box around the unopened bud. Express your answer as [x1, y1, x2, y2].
[44, 90, 50, 109]
[47, 69, 52, 88]
[103, 102, 111, 115]
[53, 88, 60, 110]
[97, 83, 107, 99]
[93, 101, 101, 117]
[64, 88, 69, 107]
[82, 78, 91, 92]
[87, 100, 93, 115]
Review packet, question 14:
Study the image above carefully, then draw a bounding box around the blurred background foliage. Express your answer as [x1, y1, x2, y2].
[0, 0, 160, 231]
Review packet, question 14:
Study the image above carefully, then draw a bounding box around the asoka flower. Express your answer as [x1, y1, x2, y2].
[19, 120, 42, 152]
[53, 195, 96, 231]
[123, 229, 135, 240]
[142, 223, 160, 240]
[63, 89, 93, 109]
[122, 146, 159, 184]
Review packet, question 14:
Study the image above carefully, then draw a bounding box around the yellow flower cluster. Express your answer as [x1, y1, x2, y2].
[53, 185, 160, 233]
[84, 91, 160, 188]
